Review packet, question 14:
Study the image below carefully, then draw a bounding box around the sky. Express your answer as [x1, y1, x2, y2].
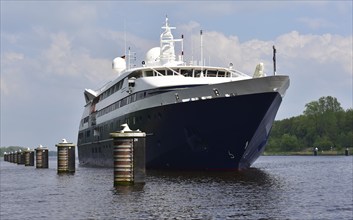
[1, 1, 352, 150]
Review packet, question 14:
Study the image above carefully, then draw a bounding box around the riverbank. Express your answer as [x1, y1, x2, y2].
[263, 149, 351, 156]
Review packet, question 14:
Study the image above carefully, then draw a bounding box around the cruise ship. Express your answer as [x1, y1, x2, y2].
[77, 18, 290, 170]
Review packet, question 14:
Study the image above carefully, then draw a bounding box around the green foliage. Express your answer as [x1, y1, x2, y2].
[0, 146, 27, 157]
[267, 96, 352, 152]
[280, 134, 300, 151]
[1, 147, 57, 157]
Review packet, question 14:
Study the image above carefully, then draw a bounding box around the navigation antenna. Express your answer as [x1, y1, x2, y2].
[124, 19, 127, 57]
[127, 47, 136, 69]
[181, 34, 184, 63]
[200, 29, 204, 77]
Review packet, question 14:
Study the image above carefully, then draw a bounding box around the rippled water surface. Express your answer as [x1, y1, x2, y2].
[1, 156, 352, 219]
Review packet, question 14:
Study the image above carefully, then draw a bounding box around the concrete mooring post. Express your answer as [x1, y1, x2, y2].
[35, 145, 49, 168]
[9, 152, 14, 163]
[17, 150, 25, 165]
[4, 152, 8, 162]
[11, 152, 15, 163]
[314, 147, 318, 156]
[24, 148, 35, 166]
[110, 124, 146, 186]
[14, 151, 18, 163]
[56, 139, 76, 173]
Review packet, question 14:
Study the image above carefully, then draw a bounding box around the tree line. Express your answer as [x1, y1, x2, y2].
[266, 96, 352, 152]
[0, 146, 57, 157]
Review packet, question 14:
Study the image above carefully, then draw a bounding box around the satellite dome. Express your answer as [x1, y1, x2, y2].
[113, 56, 126, 73]
[145, 47, 160, 66]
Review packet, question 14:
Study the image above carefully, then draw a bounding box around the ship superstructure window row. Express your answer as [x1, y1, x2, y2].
[96, 68, 242, 103]
[99, 79, 124, 102]
[96, 85, 200, 118]
[97, 90, 148, 118]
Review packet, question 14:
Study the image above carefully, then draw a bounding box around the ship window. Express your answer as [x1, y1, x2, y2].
[195, 70, 203, 77]
[78, 133, 83, 143]
[121, 98, 127, 107]
[118, 80, 123, 90]
[181, 69, 193, 77]
[145, 71, 153, 77]
[166, 70, 173, 76]
[86, 130, 90, 137]
[218, 71, 225, 77]
[207, 70, 217, 77]
[136, 92, 143, 101]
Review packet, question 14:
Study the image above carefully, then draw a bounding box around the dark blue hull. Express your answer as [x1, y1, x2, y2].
[78, 92, 282, 170]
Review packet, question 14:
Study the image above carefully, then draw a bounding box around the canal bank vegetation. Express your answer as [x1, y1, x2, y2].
[0, 146, 57, 157]
[265, 96, 352, 155]
[0, 146, 27, 156]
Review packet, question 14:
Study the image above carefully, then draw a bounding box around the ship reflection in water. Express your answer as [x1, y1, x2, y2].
[113, 168, 284, 219]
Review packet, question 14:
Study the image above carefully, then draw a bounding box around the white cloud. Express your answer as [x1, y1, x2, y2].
[2, 51, 24, 62]
[1, 52, 25, 96]
[297, 17, 335, 29]
[276, 31, 352, 74]
[40, 32, 114, 84]
[1, 33, 20, 44]
[174, 29, 353, 83]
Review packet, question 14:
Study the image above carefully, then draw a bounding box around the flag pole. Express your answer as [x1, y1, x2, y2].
[273, 45, 277, 76]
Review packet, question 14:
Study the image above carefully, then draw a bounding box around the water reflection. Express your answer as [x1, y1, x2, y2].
[146, 167, 280, 187]
[113, 183, 145, 195]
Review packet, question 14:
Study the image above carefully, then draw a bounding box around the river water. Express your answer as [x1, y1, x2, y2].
[1, 156, 352, 219]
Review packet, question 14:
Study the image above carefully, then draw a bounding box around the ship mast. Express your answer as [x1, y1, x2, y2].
[160, 16, 183, 66]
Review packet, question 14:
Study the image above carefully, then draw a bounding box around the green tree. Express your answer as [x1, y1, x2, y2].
[280, 134, 300, 151]
[304, 96, 343, 115]
[303, 96, 343, 142]
[266, 96, 351, 153]
[313, 136, 333, 151]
